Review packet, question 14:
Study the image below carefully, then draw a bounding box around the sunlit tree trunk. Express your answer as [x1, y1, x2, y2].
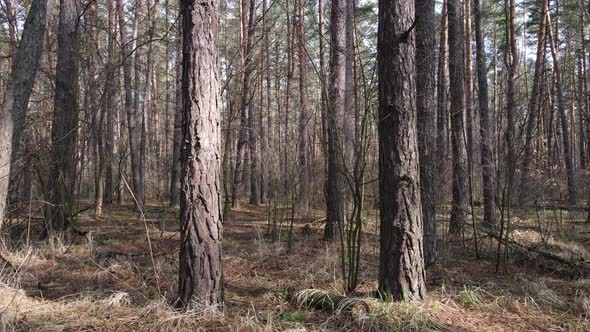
[377, 0, 426, 301]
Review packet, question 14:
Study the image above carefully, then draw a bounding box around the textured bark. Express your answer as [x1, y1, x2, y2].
[503, 0, 518, 208]
[546, 10, 577, 204]
[519, 0, 548, 204]
[47, 0, 81, 235]
[116, 0, 135, 205]
[248, 0, 259, 205]
[474, 0, 495, 226]
[231, 0, 255, 207]
[283, 0, 295, 197]
[130, 0, 145, 210]
[319, 0, 327, 180]
[416, 0, 437, 267]
[297, 0, 310, 205]
[448, 0, 468, 234]
[0, 0, 51, 229]
[324, 0, 346, 241]
[104, 0, 118, 204]
[464, 0, 474, 159]
[261, 0, 271, 203]
[176, 0, 223, 308]
[170, 13, 183, 208]
[377, 0, 426, 301]
[436, 0, 448, 203]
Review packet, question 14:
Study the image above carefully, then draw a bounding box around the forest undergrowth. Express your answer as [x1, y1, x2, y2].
[0, 203, 589, 331]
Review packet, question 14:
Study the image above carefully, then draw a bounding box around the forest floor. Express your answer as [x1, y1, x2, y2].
[0, 202, 590, 331]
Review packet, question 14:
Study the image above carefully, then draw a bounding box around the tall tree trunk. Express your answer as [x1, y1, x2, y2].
[232, 0, 255, 207]
[261, 0, 271, 203]
[474, 0, 495, 226]
[448, 0, 469, 234]
[503, 0, 518, 207]
[176, 0, 223, 308]
[105, 0, 118, 205]
[47, 0, 81, 236]
[436, 0, 449, 203]
[170, 13, 183, 208]
[464, 0, 474, 161]
[297, 0, 310, 205]
[377, 0, 426, 301]
[130, 0, 146, 210]
[0, 0, 51, 229]
[319, 0, 328, 207]
[519, 0, 548, 204]
[416, 0, 437, 266]
[546, 9, 577, 204]
[324, 0, 346, 241]
[116, 0, 135, 206]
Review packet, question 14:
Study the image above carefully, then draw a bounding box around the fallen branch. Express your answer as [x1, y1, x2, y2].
[480, 227, 590, 278]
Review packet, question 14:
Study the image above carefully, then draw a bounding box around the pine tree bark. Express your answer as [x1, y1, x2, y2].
[448, 0, 469, 234]
[170, 13, 183, 208]
[104, 0, 118, 205]
[47, 0, 81, 235]
[464, 0, 474, 160]
[297, 0, 310, 205]
[116, 0, 136, 206]
[416, 0, 437, 266]
[546, 9, 577, 204]
[474, 0, 495, 226]
[324, 0, 346, 241]
[377, 0, 426, 301]
[503, 0, 518, 210]
[0, 0, 51, 229]
[232, 0, 255, 207]
[130, 0, 146, 210]
[436, 0, 449, 203]
[176, 0, 223, 308]
[519, 0, 548, 204]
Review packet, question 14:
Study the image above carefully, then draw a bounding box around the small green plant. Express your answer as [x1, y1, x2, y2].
[96, 238, 113, 245]
[147, 290, 157, 300]
[457, 287, 482, 307]
[281, 311, 306, 322]
[277, 289, 290, 302]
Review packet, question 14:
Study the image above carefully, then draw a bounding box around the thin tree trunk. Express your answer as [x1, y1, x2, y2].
[0, 0, 51, 229]
[448, 0, 469, 234]
[474, 0, 495, 226]
[131, 0, 145, 210]
[170, 13, 183, 208]
[297, 0, 310, 206]
[232, 0, 255, 207]
[436, 0, 448, 203]
[116, 0, 135, 206]
[546, 9, 577, 204]
[464, 0, 474, 161]
[519, 0, 548, 204]
[105, 0, 118, 205]
[416, 0, 437, 266]
[324, 0, 346, 241]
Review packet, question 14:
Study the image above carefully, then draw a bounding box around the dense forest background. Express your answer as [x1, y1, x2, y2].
[1, 0, 590, 330]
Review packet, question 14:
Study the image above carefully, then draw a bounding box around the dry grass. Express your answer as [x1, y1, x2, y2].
[0, 204, 590, 331]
